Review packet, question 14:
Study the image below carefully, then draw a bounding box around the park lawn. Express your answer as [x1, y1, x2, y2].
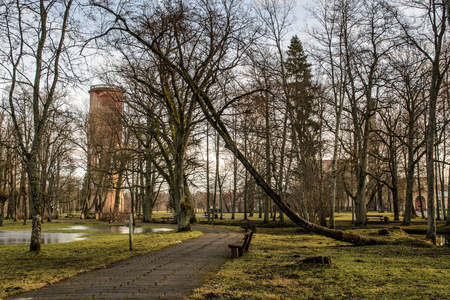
[0, 222, 202, 299]
[190, 227, 450, 300]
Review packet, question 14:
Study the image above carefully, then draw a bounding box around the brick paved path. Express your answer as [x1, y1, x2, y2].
[10, 226, 240, 300]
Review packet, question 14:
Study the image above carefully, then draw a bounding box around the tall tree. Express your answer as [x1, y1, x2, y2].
[387, 51, 427, 225]
[285, 35, 322, 222]
[91, 0, 253, 231]
[308, 0, 347, 228]
[0, 0, 75, 252]
[391, 0, 450, 241]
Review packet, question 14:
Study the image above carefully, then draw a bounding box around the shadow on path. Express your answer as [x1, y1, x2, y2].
[10, 226, 241, 300]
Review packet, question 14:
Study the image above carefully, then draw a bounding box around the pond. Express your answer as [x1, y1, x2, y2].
[64, 225, 174, 234]
[0, 226, 174, 245]
[0, 231, 86, 245]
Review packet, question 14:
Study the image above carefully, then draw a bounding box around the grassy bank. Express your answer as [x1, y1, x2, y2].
[191, 227, 450, 300]
[0, 221, 202, 298]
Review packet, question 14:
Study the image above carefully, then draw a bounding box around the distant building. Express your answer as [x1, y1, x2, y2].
[88, 85, 124, 213]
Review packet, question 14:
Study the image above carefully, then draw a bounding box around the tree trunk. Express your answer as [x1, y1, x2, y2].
[175, 138, 189, 231]
[417, 158, 425, 218]
[355, 145, 368, 225]
[243, 168, 248, 220]
[0, 200, 6, 226]
[232, 153, 237, 220]
[28, 155, 42, 252]
[212, 133, 219, 224]
[447, 162, 450, 225]
[113, 159, 125, 211]
[434, 151, 441, 221]
[376, 183, 383, 213]
[391, 157, 400, 221]
[206, 123, 211, 224]
[218, 175, 223, 220]
[329, 133, 340, 229]
[264, 91, 270, 223]
[193, 89, 388, 245]
[403, 161, 415, 225]
[232, 112, 237, 220]
[142, 157, 153, 222]
[243, 118, 248, 220]
[184, 174, 196, 223]
[439, 156, 446, 220]
[22, 181, 28, 225]
[54, 158, 60, 219]
[426, 95, 437, 240]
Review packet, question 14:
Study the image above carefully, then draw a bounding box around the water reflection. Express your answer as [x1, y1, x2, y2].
[65, 225, 174, 234]
[112, 226, 174, 234]
[0, 231, 86, 245]
[0, 226, 174, 245]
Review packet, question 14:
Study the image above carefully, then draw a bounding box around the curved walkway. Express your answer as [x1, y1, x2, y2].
[11, 226, 241, 300]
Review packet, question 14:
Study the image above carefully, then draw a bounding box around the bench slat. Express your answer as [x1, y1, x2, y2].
[228, 231, 253, 258]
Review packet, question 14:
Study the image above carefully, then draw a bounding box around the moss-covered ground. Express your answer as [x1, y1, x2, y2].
[1, 212, 449, 299]
[190, 213, 450, 300]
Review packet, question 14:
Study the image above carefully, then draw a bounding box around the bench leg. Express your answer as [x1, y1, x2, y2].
[230, 248, 239, 258]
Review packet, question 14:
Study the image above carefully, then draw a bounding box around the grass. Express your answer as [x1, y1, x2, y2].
[190, 226, 450, 300]
[0, 220, 202, 299]
[1, 213, 449, 299]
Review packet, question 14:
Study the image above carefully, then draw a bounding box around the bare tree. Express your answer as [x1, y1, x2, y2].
[387, 50, 427, 225]
[0, 0, 76, 252]
[309, 0, 348, 228]
[90, 0, 253, 231]
[390, 0, 450, 241]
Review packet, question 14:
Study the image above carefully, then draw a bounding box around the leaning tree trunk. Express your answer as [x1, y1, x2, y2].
[192, 90, 388, 245]
[139, 32, 392, 245]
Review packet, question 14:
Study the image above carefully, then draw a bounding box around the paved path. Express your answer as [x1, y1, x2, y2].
[10, 226, 241, 300]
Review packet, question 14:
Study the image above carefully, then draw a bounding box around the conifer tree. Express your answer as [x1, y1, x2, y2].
[285, 35, 322, 222]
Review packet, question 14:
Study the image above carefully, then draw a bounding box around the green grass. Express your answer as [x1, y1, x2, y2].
[0, 221, 202, 298]
[190, 227, 450, 300]
[2, 213, 449, 299]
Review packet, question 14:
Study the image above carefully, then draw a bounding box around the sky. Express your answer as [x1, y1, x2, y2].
[76, 0, 315, 108]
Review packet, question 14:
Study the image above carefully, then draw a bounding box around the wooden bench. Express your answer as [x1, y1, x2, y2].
[161, 216, 174, 223]
[366, 214, 386, 222]
[228, 231, 253, 258]
[240, 220, 257, 233]
[85, 212, 96, 219]
[204, 212, 218, 218]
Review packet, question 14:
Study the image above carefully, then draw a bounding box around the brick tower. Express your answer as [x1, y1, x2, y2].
[88, 85, 124, 213]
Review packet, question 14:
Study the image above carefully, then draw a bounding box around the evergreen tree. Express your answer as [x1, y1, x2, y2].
[286, 35, 320, 157]
[285, 35, 323, 223]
